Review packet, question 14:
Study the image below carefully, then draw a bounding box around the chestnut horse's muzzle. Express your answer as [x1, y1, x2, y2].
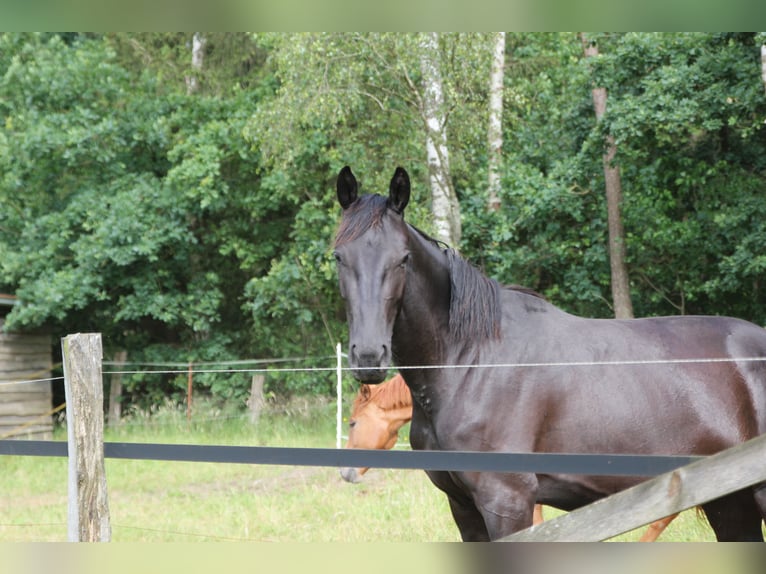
[339, 467, 364, 483]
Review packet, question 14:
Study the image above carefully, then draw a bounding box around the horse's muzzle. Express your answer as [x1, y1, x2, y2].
[349, 345, 390, 383]
[351, 367, 388, 383]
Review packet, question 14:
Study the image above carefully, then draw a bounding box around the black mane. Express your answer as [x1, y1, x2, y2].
[446, 249, 502, 342]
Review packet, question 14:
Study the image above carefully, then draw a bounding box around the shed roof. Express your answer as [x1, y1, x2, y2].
[0, 294, 17, 307]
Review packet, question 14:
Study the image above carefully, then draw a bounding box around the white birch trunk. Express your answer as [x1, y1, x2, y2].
[761, 44, 766, 94]
[487, 32, 506, 211]
[419, 33, 461, 247]
[186, 33, 206, 94]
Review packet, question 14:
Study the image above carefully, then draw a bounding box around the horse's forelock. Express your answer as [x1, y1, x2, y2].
[334, 194, 391, 247]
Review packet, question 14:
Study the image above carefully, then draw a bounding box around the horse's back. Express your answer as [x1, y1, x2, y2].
[497, 294, 766, 449]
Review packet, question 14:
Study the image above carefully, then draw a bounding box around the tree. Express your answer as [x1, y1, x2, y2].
[581, 33, 634, 318]
[4, 32, 766, 408]
[418, 33, 461, 245]
[761, 35, 766, 93]
[243, 33, 494, 369]
[487, 32, 505, 211]
[462, 33, 766, 326]
[0, 33, 274, 406]
[248, 34, 493, 242]
[185, 32, 206, 94]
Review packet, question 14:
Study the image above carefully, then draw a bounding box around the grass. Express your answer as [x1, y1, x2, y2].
[0, 396, 759, 542]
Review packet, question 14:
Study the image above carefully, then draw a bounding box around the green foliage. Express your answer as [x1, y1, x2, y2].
[0, 34, 268, 407]
[464, 32, 766, 323]
[2, 32, 766, 410]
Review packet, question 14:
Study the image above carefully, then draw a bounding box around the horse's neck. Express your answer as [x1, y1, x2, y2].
[392, 229, 451, 367]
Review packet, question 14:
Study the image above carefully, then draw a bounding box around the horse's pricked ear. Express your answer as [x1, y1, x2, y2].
[388, 167, 410, 214]
[337, 166, 358, 210]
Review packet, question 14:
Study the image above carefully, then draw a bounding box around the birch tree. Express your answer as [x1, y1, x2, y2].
[418, 33, 461, 246]
[248, 33, 494, 249]
[487, 32, 505, 211]
[761, 41, 766, 94]
[186, 32, 206, 94]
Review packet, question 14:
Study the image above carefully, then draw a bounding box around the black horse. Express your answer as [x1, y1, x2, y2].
[333, 165, 766, 541]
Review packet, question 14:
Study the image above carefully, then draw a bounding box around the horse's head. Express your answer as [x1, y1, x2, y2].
[340, 377, 412, 483]
[334, 166, 410, 383]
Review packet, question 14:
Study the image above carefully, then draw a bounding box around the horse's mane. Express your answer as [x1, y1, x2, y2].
[352, 373, 411, 415]
[445, 249, 502, 341]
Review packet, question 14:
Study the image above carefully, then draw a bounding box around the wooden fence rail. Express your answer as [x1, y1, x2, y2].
[501, 431, 766, 541]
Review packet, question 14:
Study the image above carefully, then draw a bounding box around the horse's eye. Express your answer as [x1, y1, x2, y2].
[333, 251, 342, 265]
[349, 420, 357, 428]
[399, 253, 411, 268]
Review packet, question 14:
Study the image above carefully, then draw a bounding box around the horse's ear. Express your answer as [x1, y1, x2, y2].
[388, 167, 410, 214]
[337, 166, 358, 210]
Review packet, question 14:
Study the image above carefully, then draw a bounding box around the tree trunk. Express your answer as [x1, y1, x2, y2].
[419, 33, 461, 247]
[581, 34, 634, 319]
[761, 43, 766, 94]
[186, 33, 206, 94]
[487, 32, 506, 211]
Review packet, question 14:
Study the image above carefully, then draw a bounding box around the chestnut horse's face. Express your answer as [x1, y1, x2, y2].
[340, 402, 411, 483]
[334, 166, 411, 383]
[339, 405, 401, 483]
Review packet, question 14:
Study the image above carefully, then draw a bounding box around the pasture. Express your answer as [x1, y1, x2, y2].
[0, 397, 729, 542]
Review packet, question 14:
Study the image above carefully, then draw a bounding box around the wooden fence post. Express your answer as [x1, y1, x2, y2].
[248, 374, 265, 425]
[107, 350, 126, 428]
[62, 333, 111, 542]
[186, 361, 193, 424]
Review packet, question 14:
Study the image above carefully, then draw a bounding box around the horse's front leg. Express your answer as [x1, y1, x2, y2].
[447, 495, 491, 541]
[470, 472, 539, 540]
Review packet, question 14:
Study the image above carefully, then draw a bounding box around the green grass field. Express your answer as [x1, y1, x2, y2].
[0, 397, 753, 542]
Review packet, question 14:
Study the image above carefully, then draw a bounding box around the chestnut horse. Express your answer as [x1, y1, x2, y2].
[340, 372, 676, 541]
[333, 166, 766, 541]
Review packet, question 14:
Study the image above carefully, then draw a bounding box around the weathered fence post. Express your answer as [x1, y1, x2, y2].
[107, 350, 126, 428]
[186, 361, 193, 423]
[62, 333, 111, 542]
[248, 374, 265, 425]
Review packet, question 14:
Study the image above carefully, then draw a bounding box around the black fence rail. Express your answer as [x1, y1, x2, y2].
[0, 439, 702, 476]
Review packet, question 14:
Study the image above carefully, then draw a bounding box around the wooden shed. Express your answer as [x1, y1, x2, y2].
[0, 294, 54, 439]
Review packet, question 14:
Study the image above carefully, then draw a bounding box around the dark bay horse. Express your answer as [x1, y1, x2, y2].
[333, 165, 766, 541]
[339, 372, 677, 541]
